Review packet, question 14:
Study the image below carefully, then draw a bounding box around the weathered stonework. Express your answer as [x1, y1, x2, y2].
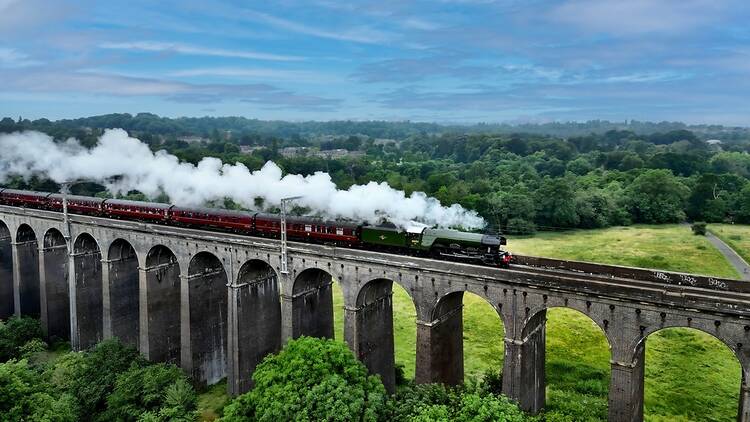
[1, 205, 748, 422]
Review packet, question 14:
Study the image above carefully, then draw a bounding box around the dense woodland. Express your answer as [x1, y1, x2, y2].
[0, 317, 532, 421]
[2, 114, 749, 234]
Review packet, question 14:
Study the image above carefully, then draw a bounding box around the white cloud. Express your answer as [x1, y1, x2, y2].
[242, 9, 395, 44]
[550, 0, 730, 36]
[0, 47, 42, 67]
[169, 67, 331, 82]
[99, 41, 304, 62]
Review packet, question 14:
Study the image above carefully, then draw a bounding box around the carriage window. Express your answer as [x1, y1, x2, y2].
[305, 224, 312, 232]
[336, 228, 344, 235]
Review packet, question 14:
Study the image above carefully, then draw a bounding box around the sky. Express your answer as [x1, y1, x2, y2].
[1, 0, 750, 124]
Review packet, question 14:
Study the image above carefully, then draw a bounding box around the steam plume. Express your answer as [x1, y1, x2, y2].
[0, 129, 486, 229]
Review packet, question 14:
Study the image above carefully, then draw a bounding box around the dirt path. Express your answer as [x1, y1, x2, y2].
[706, 231, 750, 281]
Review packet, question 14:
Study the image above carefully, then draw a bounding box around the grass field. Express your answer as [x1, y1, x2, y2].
[510, 224, 741, 279]
[200, 224, 744, 421]
[709, 223, 750, 266]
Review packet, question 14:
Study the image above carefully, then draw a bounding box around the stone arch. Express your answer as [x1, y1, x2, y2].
[73, 232, 103, 349]
[292, 267, 334, 340]
[0, 220, 13, 318]
[353, 277, 400, 392]
[15, 224, 40, 317]
[42, 228, 69, 340]
[635, 325, 744, 421]
[107, 238, 139, 348]
[144, 244, 181, 365]
[187, 252, 228, 385]
[233, 259, 281, 394]
[520, 306, 613, 418]
[431, 289, 506, 384]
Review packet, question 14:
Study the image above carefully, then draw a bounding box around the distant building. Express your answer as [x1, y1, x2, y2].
[706, 139, 723, 145]
[240, 145, 265, 154]
[315, 149, 364, 159]
[281, 147, 310, 157]
[178, 136, 208, 144]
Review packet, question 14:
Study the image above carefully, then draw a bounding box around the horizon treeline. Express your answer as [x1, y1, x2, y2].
[1, 114, 750, 234]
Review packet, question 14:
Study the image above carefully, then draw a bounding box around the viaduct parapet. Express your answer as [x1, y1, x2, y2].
[0, 205, 748, 422]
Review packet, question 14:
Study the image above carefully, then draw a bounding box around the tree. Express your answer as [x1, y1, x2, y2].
[625, 170, 689, 223]
[50, 339, 145, 417]
[736, 184, 750, 223]
[102, 363, 197, 422]
[0, 317, 44, 362]
[222, 336, 388, 422]
[566, 157, 593, 176]
[535, 178, 579, 228]
[0, 359, 78, 421]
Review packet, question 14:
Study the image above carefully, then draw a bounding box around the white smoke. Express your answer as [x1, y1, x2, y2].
[0, 129, 486, 229]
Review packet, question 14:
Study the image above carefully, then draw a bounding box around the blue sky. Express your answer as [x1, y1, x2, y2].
[1, 0, 749, 124]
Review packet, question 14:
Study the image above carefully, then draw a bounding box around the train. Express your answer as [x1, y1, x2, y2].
[0, 188, 512, 267]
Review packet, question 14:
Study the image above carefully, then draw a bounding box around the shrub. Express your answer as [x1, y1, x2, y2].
[389, 383, 528, 422]
[50, 339, 145, 418]
[0, 359, 78, 421]
[0, 317, 45, 362]
[506, 218, 536, 235]
[19, 338, 48, 359]
[222, 336, 388, 422]
[691, 222, 707, 236]
[102, 363, 197, 422]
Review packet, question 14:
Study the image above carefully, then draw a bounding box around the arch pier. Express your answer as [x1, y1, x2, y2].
[227, 258, 281, 393]
[0, 221, 13, 319]
[40, 229, 69, 340]
[1, 206, 749, 422]
[416, 291, 465, 386]
[105, 239, 140, 348]
[13, 224, 40, 318]
[141, 245, 181, 364]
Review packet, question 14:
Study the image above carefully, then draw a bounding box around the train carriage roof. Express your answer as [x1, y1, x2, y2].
[171, 206, 255, 219]
[48, 193, 106, 204]
[103, 198, 172, 210]
[255, 212, 359, 229]
[1, 189, 51, 198]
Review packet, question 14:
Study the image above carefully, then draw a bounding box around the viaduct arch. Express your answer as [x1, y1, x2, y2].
[0, 205, 748, 422]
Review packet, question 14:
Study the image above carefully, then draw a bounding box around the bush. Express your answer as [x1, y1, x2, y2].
[388, 382, 529, 422]
[102, 363, 197, 422]
[222, 336, 388, 422]
[50, 339, 145, 418]
[506, 218, 536, 235]
[0, 317, 45, 362]
[0, 359, 78, 421]
[691, 222, 707, 236]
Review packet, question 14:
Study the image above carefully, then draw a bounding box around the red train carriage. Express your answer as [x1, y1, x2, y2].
[103, 199, 171, 222]
[47, 194, 105, 215]
[288, 217, 360, 246]
[0, 189, 50, 208]
[171, 206, 254, 233]
[254, 213, 360, 246]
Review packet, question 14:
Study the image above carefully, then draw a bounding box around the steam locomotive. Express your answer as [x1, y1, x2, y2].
[0, 188, 512, 267]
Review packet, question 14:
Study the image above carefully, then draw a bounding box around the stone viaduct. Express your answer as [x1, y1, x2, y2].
[0, 204, 748, 422]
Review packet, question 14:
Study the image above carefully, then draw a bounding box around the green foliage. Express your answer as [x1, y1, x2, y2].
[535, 178, 579, 228]
[222, 336, 387, 422]
[388, 383, 528, 422]
[626, 170, 689, 223]
[101, 363, 197, 422]
[506, 218, 536, 235]
[6, 115, 750, 232]
[0, 317, 45, 362]
[0, 359, 78, 422]
[691, 222, 707, 235]
[50, 339, 145, 418]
